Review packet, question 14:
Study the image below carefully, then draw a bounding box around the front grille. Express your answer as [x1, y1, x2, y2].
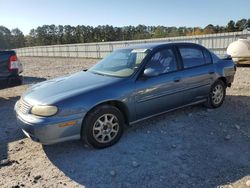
[17, 99, 32, 114]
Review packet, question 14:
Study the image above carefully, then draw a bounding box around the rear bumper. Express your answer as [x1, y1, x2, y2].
[0, 75, 23, 89]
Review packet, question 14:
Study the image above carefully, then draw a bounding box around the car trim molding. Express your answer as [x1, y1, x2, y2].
[130, 99, 207, 125]
[136, 83, 210, 103]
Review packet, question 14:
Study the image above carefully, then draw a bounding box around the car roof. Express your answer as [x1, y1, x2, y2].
[121, 42, 204, 50]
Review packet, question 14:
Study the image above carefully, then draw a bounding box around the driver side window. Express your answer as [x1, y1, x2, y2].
[145, 48, 177, 74]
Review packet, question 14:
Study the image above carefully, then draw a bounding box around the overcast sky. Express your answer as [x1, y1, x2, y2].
[0, 0, 249, 35]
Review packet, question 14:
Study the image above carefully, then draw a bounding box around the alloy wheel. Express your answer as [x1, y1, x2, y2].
[212, 84, 224, 105]
[92, 114, 119, 143]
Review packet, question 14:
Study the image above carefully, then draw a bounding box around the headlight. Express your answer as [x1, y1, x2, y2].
[31, 105, 58, 117]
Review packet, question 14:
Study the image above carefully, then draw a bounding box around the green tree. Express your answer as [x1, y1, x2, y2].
[75, 25, 84, 43]
[48, 24, 58, 45]
[235, 19, 248, 31]
[63, 25, 77, 44]
[248, 19, 250, 29]
[1, 17, 250, 48]
[177, 27, 187, 36]
[167, 27, 179, 37]
[11, 28, 25, 48]
[153, 26, 166, 38]
[0, 26, 12, 49]
[203, 24, 215, 34]
[226, 20, 236, 32]
[134, 25, 150, 39]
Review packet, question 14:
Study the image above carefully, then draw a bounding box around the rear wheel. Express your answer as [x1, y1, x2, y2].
[205, 80, 226, 108]
[81, 105, 124, 148]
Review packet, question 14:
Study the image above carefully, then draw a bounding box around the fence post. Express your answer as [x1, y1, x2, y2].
[76, 45, 79, 58]
[96, 43, 101, 58]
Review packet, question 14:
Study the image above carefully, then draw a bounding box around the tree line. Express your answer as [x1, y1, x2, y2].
[0, 18, 249, 50]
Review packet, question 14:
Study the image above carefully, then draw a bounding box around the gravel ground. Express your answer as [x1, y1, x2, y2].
[0, 57, 250, 188]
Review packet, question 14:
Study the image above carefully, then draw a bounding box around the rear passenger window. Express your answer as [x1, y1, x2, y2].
[203, 49, 212, 64]
[179, 47, 205, 68]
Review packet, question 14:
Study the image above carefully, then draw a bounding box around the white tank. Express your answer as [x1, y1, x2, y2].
[227, 39, 250, 64]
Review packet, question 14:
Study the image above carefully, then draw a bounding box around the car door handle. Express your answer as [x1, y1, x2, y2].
[208, 71, 215, 74]
[173, 78, 181, 82]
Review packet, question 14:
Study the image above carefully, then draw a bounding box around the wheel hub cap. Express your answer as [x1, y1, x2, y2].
[93, 114, 119, 143]
[212, 84, 224, 105]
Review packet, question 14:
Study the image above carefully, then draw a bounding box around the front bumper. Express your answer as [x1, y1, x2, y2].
[16, 109, 85, 145]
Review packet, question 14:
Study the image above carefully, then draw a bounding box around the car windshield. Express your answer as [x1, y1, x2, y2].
[88, 48, 150, 77]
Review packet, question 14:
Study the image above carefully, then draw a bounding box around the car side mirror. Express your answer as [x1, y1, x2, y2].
[143, 68, 160, 77]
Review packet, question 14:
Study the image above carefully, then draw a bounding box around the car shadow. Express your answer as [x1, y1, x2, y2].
[0, 96, 24, 162]
[237, 64, 250, 67]
[23, 76, 47, 85]
[41, 95, 249, 187]
[0, 76, 46, 90]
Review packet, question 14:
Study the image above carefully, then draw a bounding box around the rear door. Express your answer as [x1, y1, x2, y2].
[176, 44, 216, 105]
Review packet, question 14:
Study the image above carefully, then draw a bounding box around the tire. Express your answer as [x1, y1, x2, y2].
[81, 105, 124, 148]
[205, 80, 226, 108]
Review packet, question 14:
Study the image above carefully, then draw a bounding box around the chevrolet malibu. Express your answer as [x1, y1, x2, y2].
[15, 43, 236, 148]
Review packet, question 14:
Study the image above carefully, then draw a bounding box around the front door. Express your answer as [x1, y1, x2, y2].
[135, 47, 184, 120]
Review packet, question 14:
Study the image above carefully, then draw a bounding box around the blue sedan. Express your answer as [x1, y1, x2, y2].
[15, 43, 236, 148]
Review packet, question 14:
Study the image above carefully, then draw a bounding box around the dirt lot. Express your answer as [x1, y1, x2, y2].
[0, 57, 250, 188]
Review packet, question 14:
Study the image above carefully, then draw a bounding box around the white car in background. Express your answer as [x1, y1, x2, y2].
[227, 39, 250, 65]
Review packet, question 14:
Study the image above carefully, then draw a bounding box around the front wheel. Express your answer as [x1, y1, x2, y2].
[205, 80, 226, 108]
[81, 105, 124, 148]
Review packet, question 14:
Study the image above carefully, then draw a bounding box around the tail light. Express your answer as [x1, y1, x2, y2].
[8, 55, 19, 71]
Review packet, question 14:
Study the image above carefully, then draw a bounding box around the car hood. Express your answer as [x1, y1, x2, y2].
[23, 71, 120, 105]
